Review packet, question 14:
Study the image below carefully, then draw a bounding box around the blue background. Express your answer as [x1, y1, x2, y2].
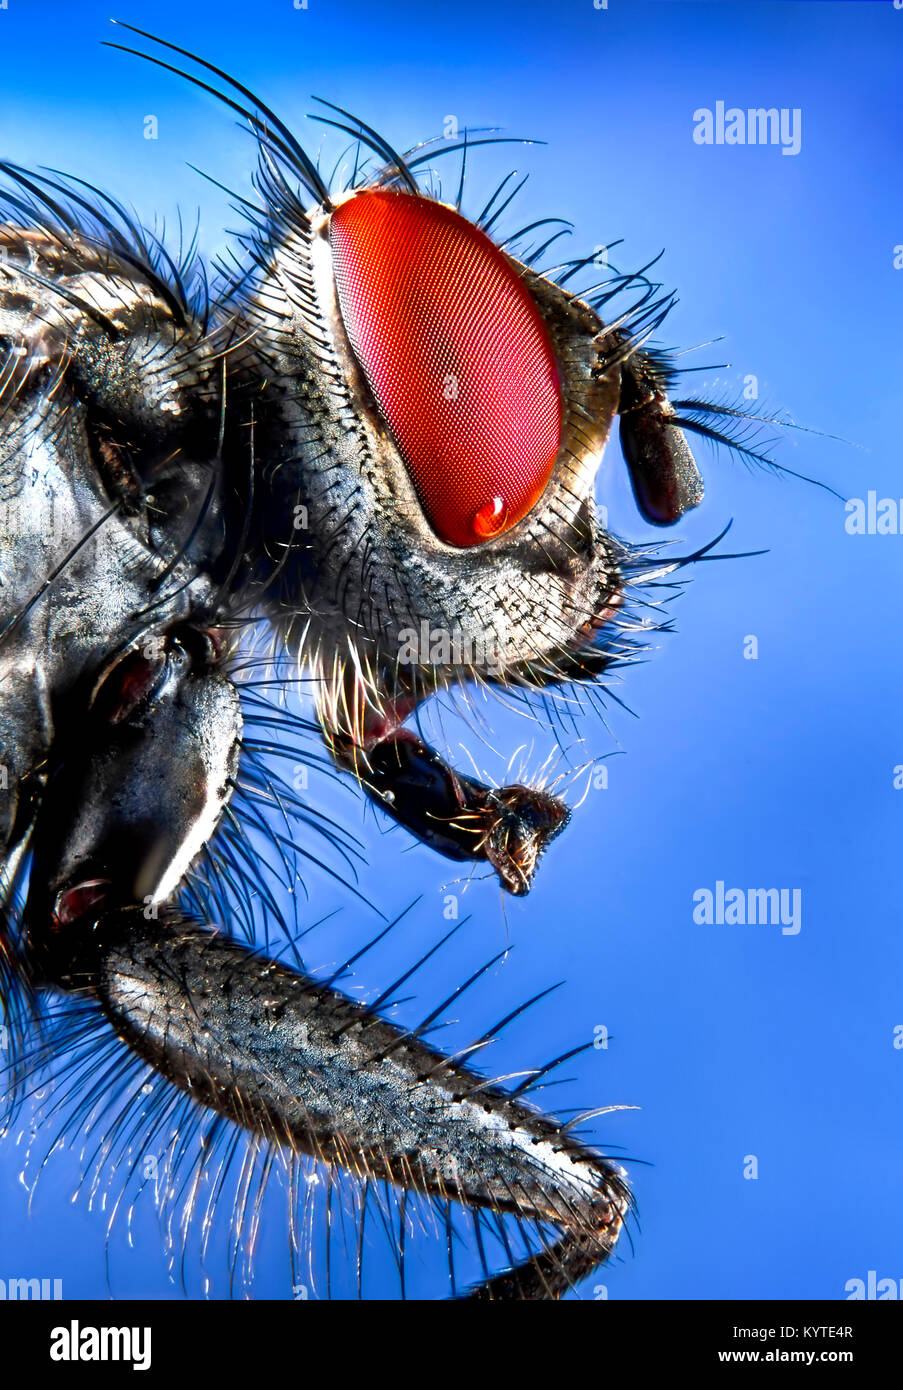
[0, 0, 900, 1300]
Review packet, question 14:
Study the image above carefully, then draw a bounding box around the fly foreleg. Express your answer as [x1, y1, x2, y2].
[79, 906, 627, 1299]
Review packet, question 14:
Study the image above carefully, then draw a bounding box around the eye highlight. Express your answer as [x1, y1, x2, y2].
[329, 190, 562, 548]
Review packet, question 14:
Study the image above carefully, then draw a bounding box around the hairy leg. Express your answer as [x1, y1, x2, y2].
[59, 906, 627, 1299]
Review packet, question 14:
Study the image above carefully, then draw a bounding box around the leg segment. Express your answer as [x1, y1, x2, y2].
[63, 906, 627, 1299]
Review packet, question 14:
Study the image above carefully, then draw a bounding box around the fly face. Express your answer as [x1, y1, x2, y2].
[236, 129, 707, 891]
[257, 188, 624, 679]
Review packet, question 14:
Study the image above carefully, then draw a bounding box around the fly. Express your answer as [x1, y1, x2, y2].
[0, 24, 823, 1299]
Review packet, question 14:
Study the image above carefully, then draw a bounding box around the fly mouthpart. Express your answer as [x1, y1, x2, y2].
[482, 785, 572, 896]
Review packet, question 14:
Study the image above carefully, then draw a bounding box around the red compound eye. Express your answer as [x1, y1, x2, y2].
[329, 190, 562, 548]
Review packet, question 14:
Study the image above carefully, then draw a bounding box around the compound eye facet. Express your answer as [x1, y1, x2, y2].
[329, 190, 562, 548]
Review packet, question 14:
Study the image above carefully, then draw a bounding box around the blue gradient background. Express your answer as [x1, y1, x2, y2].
[0, 0, 900, 1299]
